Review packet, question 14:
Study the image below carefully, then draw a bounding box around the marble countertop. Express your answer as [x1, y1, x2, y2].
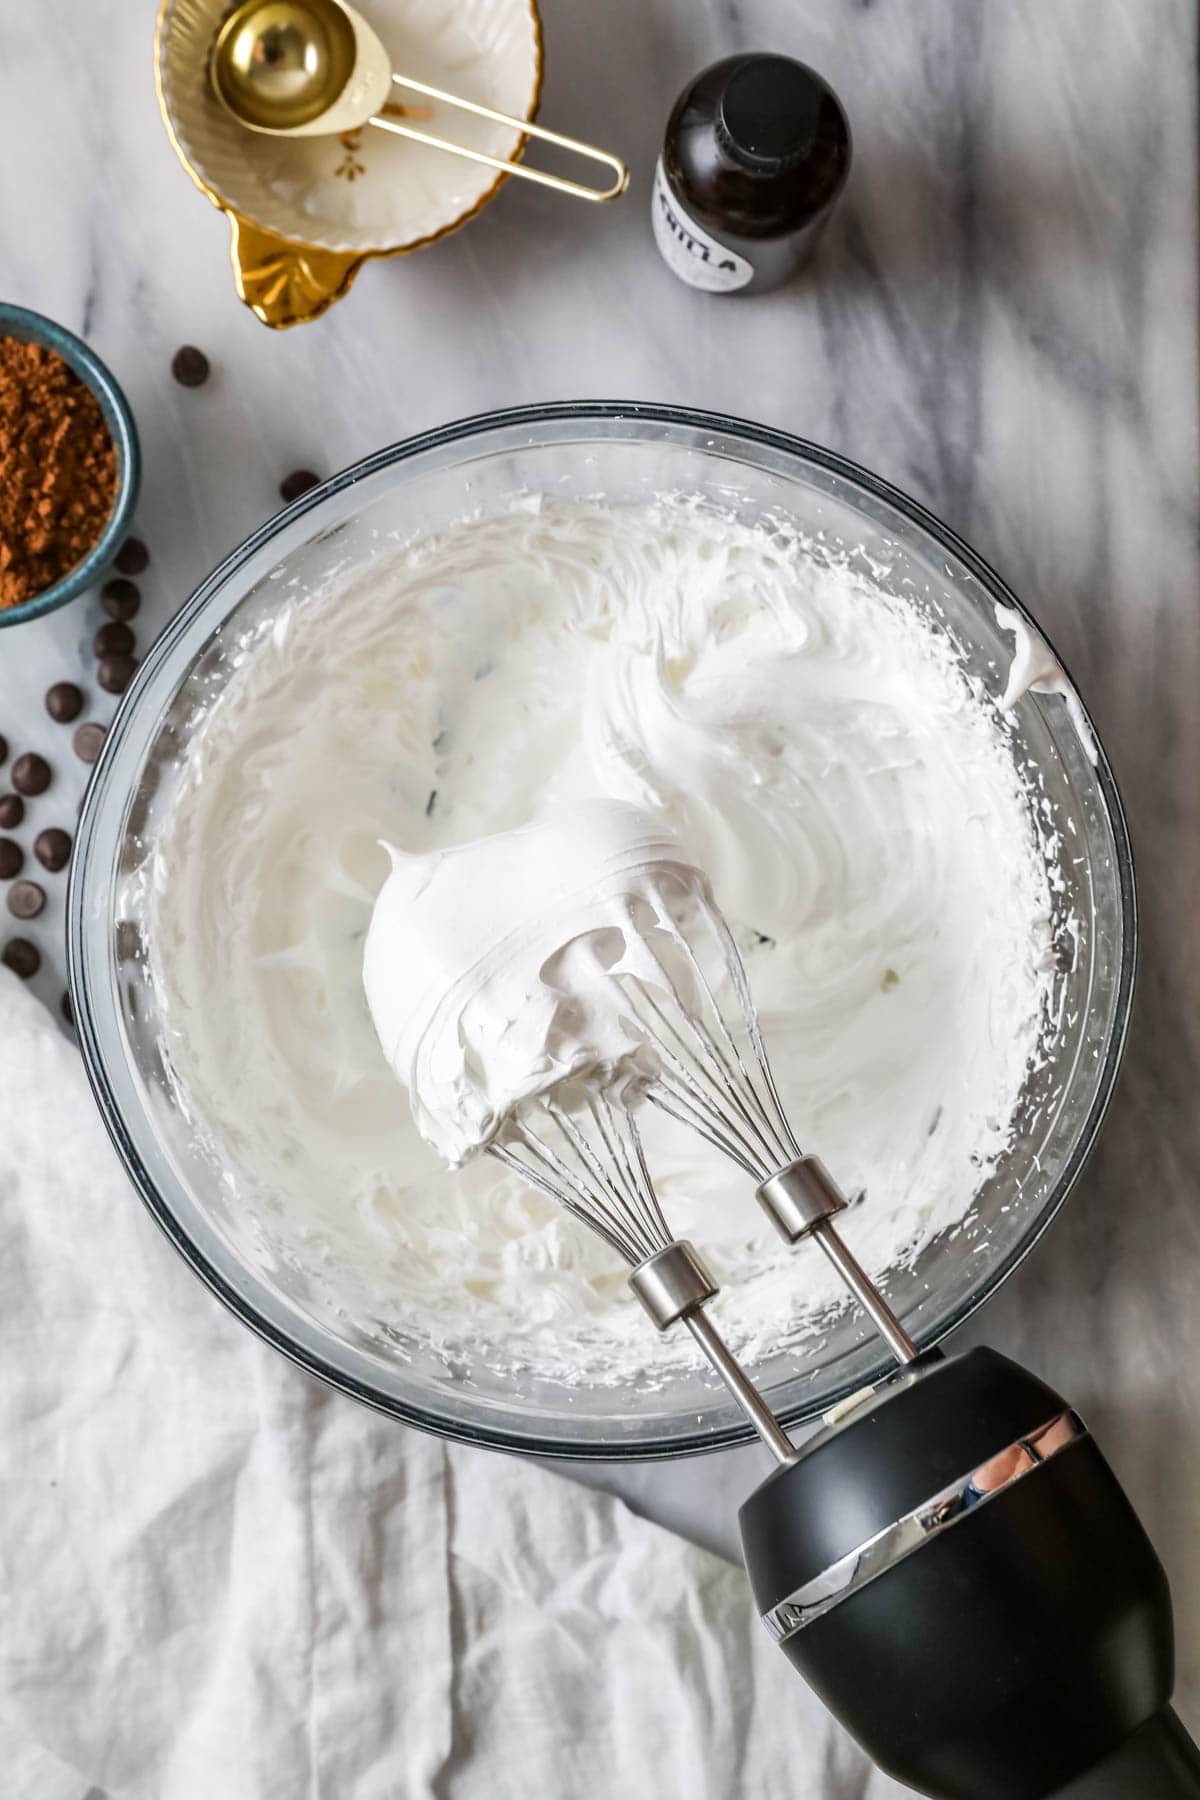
[3, 0, 1199, 1784]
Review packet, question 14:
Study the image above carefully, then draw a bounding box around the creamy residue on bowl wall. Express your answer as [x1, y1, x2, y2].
[148, 497, 1064, 1385]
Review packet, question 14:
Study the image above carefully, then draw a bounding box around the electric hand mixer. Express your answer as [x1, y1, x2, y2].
[488, 909, 1199, 1800]
[365, 805, 1198, 1800]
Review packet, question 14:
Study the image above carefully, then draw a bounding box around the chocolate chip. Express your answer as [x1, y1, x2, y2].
[114, 537, 149, 576]
[45, 681, 84, 723]
[101, 577, 141, 621]
[34, 828, 71, 872]
[72, 722, 107, 763]
[1, 937, 39, 978]
[280, 469, 320, 503]
[94, 621, 135, 659]
[0, 734, 6, 765]
[171, 345, 211, 388]
[7, 880, 45, 920]
[97, 655, 137, 695]
[0, 838, 22, 880]
[11, 753, 50, 796]
[60, 989, 73, 1027]
[0, 793, 24, 829]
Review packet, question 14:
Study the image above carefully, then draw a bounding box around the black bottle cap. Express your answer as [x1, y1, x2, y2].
[716, 54, 842, 172]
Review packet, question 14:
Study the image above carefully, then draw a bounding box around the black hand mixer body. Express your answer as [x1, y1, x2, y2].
[739, 1345, 1199, 1799]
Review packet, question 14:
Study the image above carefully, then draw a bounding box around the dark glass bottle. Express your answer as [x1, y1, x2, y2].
[652, 54, 852, 296]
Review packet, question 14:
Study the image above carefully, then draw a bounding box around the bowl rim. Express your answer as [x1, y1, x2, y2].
[0, 302, 141, 628]
[68, 400, 1138, 1460]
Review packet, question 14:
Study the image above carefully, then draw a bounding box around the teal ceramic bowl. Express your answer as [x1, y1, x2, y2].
[0, 302, 141, 628]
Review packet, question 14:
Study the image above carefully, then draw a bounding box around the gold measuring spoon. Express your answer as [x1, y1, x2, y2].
[211, 0, 629, 203]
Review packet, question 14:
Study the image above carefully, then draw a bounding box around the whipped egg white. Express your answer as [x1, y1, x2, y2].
[150, 497, 1058, 1383]
[363, 801, 717, 1165]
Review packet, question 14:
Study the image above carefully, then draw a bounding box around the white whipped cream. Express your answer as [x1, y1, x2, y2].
[150, 498, 1058, 1384]
[364, 801, 708, 1165]
[994, 602, 1098, 763]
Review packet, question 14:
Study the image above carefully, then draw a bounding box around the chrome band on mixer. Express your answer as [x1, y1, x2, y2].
[760, 1409, 1088, 1643]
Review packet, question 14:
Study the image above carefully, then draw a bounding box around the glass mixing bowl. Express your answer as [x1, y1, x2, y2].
[69, 403, 1135, 1460]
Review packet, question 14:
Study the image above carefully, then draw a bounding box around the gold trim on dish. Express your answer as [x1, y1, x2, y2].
[153, 0, 545, 329]
[226, 217, 365, 327]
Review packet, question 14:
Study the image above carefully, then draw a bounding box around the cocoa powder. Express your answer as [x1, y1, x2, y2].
[0, 337, 117, 609]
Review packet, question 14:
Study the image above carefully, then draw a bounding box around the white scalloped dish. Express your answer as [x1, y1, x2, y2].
[156, 0, 542, 325]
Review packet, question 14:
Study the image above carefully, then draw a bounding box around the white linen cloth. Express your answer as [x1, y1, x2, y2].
[0, 971, 899, 1800]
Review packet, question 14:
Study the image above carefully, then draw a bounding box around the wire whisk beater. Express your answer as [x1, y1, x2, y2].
[491, 1090, 795, 1462]
[616, 900, 921, 1368]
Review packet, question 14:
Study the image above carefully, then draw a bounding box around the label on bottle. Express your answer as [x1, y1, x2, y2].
[651, 158, 754, 292]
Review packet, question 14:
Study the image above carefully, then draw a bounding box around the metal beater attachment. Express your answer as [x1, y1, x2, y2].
[624, 918, 920, 1368]
[755, 1158, 918, 1367]
[491, 1093, 795, 1462]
